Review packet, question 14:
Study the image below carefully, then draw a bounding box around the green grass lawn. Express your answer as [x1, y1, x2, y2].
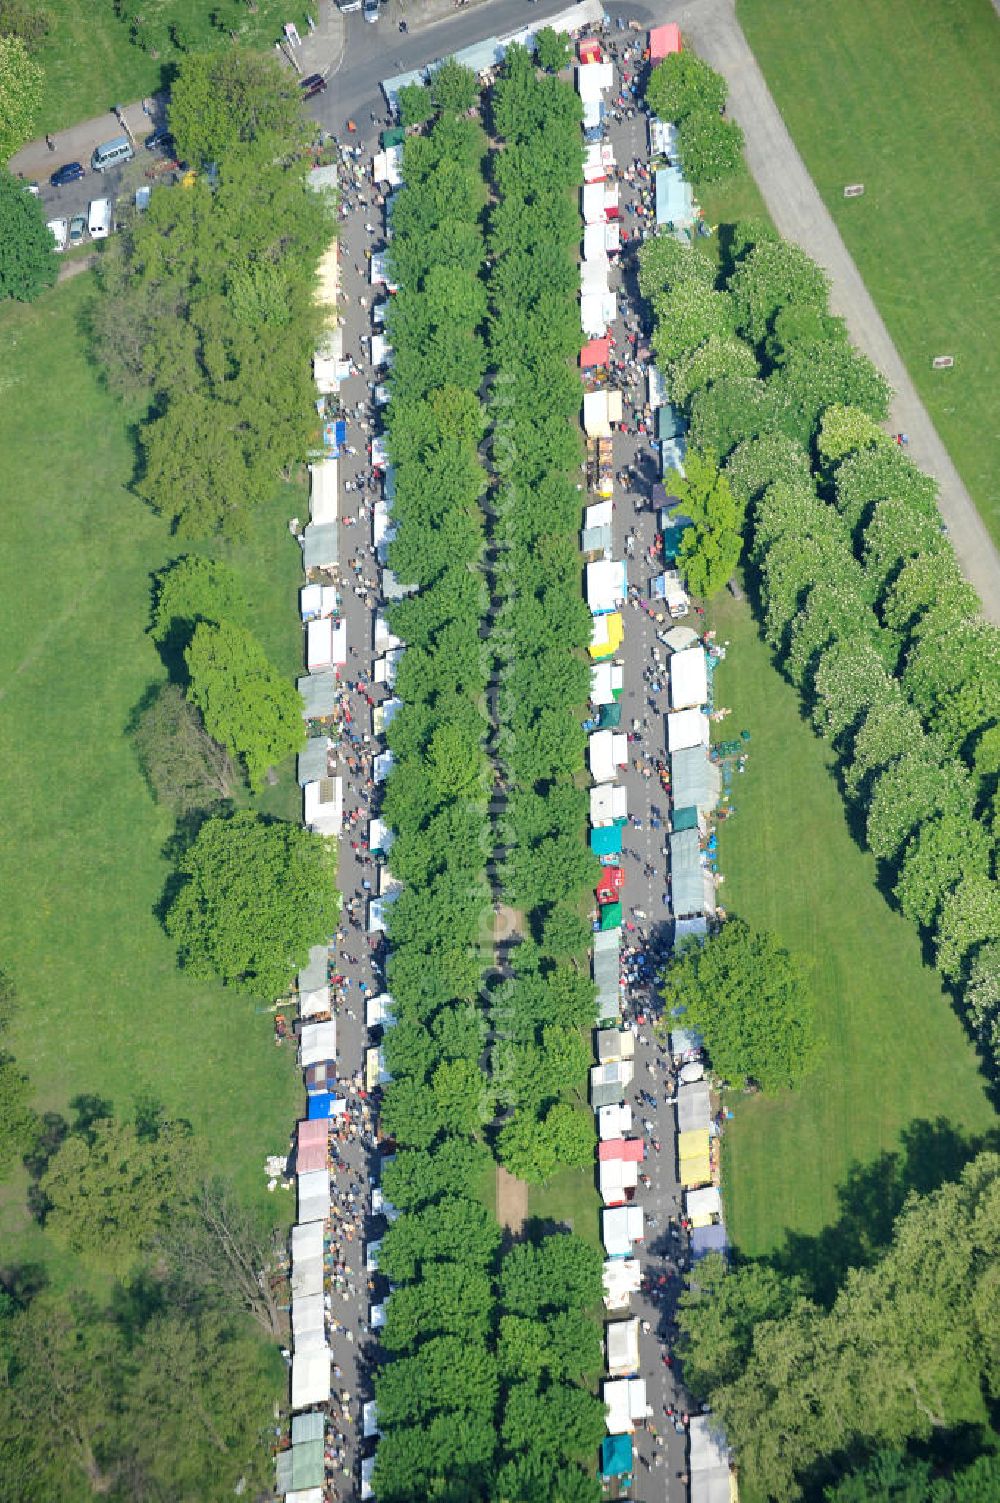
[738, 0, 1000, 546]
[31, 0, 312, 134]
[0, 273, 309, 1282]
[528, 1163, 601, 1251]
[709, 594, 997, 1259]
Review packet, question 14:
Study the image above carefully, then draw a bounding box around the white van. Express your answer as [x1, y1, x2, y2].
[88, 198, 112, 239]
[91, 135, 133, 172]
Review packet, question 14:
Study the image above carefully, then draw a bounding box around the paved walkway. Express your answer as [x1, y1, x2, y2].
[663, 0, 1000, 624]
[9, 95, 165, 183]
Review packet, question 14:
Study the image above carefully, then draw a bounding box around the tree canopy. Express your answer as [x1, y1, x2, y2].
[167, 50, 306, 165]
[0, 166, 57, 302]
[659, 918, 822, 1089]
[646, 50, 727, 122]
[165, 810, 338, 997]
[185, 621, 304, 790]
[670, 449, 746, 598]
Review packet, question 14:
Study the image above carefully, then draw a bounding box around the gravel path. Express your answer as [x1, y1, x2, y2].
[660, 0, 1000, 624]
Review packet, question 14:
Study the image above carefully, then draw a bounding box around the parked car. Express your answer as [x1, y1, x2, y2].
[299, 73, 327, 99]
[50, 161, 85, 187]
[68, 213, 88, 246]
[337, 0, 362, 12]
[144, 127, 175, 154]
[23, 180, 40, 196]
[363, 0, 379, 21]
[87, 197, 112, 240]
[46, 217, 68, 251]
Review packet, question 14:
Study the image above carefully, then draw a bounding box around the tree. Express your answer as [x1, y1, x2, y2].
[500, 1233, 603, 1317]
[381, 1263, 494, 1351]
[381, 1138, 492, 1214]
[668, 333, 758, 406]
[652, 280, 736, 364]
[708, 1153, 1000, 1500]
[0, 166, 57, 302]
[659, 918, 821, 1090]
[0, 34, 41, 160]
[430, 57, 479, 115]
[431, 1057, 492, 1136]
[502, 1380, 607, 1465]
[638, 231, 715, 301]
[724, 430, 812, 508]
[675, 1253, 809, 1400]
[770, 335, 892, 447]
[934, 876, 1000, 984]
[497, 1108, 557, 1183]
[167, 50, 305, 165]
[0, 1052, 36, 1179]
[817, 402, 891, 465]
[727, 239, 831, 349]
[676, 110, 745, 183]
[0, 1294, 124, 1497]
[159, 1176, 287, 1337]
[39, 1113, 197, 1273]
[866, 752, 975, 864]
[498, 1310, 603, 1382]
[379, 1196, 501, 1283]
[646, 50, 727, 122]
[688, 374, 770, 457]
[398, 82, 434, 127]
[132, 683, 237, 814]
[118, 1307, 276, 1502]
[894, 812, 992, 930]
[669, 449, 745, 598]
[375, 1335, 498, 1427]
[185, 621, 303, 790]
[149, 553, 247, 657]
[137, 392, 260, 537]
[535, 26, 572, 73]
[165, 810, 338, 997]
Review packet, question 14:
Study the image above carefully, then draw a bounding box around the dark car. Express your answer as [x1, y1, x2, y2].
[299, 73, 328, 99]
[144, 127, 175, 154]
[50, 161, 85, 187]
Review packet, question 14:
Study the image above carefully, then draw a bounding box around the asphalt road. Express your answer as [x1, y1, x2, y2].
[315, 0, 656, 124]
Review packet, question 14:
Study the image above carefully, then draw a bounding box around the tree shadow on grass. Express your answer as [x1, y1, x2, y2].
[763, 1116, 1000, 1307]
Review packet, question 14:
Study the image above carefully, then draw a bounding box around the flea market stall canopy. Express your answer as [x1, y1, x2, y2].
[606, 1316, 641, 1377]
[601, 1432, 633, 1480]
[300, 1020, 336, 1068]
[309, 460, 338, 526]
[655, 164, 694, 228]
[304, 775, 344, 838]
[602, 1204, 644, 1257]
[689, 1415, 736, 1503]
[670, 645, 708, 709]
[671, 746, 722, 816]
[670, 827, 715, 919]
[298, 671, 338, 719]
[590, 781, 628, 827]
[685, 1185, 723, 1228]
[677, 1079, 712, 1133]
[591, 659, 624, 704]
[297, 737, 330, 787]
[604, 1376, 652, 1433]
[649, 21, 682, 61]
[596, 1028, 634, 1065]
[603, 1254, 641, 1308]
[692, 1221, 729, 1262]
[291, 1346, 331, 1411]
[589, 610, 624, 659]
[588, 728, 628, 783]
[297, 1168, 330, 1225]
[303, 521, 339, 572]
[598, 1102, 632, 1140]
[667, 706, 710, 753]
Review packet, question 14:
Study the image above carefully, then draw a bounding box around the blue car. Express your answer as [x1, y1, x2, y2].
[50, 161, 85, 187]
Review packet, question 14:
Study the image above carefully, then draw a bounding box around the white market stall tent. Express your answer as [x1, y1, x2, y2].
[304, 775, 343, 838]
[290, 1220, 324, 1299]
[590, 782, 628, 827]
[576, 59, 613, 101]
[588, 729, 629, 783]
[587, 558, 627, 613]
[604, 1376, 652, 1433]
[685, 1185, 723, 1227]
[297, 1168, 330, 1225]
[602, 1204, 644, 1258]
[667, 707, 710, 753]
[670, 645, 708, 710]
[602, 1255, 641, 1309]
[605, 1316, 640, 1377]
[291, 1345, 331, 1411]
[306, 616, 334, 672]
[309, 459, 338, 526]
[291, 1291, 325, 1349]
[598, 1102, 633, 1140]
[591, 661, 624, 705]
[300, 1020, 337, 1068]
[689, 1415, 735, 1503]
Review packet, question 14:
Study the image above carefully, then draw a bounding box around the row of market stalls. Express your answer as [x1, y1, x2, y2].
[574, 33, 655, 1494]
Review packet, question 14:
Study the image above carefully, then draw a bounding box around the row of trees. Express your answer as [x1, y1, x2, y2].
[676, 1152, 1000, 1499]
[486, 43, 599, 1190]
[371, 84, 498, 1503]
[638, 191, 999, 1069]
[645, 47, 744, 184]
[96, 52, 333, 536]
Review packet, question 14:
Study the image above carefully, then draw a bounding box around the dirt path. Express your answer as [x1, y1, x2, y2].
[496, 1164, 528, 1235]
[661, 0, 1000, 624]
[57, 252, 96, 283]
